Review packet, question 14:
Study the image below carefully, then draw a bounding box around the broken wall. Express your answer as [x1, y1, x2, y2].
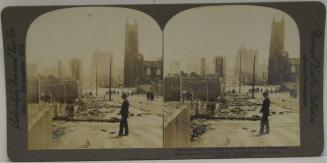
[164, 108, 191, 148]
[28, 105, 53, 149]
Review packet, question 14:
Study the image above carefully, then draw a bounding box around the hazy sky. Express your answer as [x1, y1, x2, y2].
[27, 7, 162, 74]
[26, 6, 300, 78]
[164, 5, 300, 76]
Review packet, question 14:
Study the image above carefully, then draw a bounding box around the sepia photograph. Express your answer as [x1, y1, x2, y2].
[27, 7, 163, 149]
[2, 1, 326, 161]
[163, 5, 300, 148]
[26, 5, 301, 150]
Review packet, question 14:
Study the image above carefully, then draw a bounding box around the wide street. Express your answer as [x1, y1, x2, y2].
[52, 90, 163, 149]
[164, 84, 300, 147]
[191, 104, 300, 147]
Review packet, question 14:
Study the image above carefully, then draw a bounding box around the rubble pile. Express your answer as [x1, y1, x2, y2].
[52, 125, 66, 143]
[190, 94, 267, 120]
[226, 95, 261, 107]
[190, 92, 295, 122]
[191, 123, 209, 141]
[53, 95, 159, 122]
[54, 97, 123, 122]
[191, 120, 216, 142]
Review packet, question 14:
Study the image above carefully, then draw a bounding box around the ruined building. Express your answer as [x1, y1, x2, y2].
[214, 56, 226, 92]
[124, 19, 163, 87]
[70, 58, 82, 81]
[164, 75, 222, 102]
[289, 58, 300, 82]
[235, 46, 259, 85]
[268, 17, 291, 84]
[91, 50, 112, 87]
[214, 56, 226, 80]
[27, 79, 78, 103]
[57, 60, 63, 80]
[124, 20, 144, 87]
[200, 57, 206, 77]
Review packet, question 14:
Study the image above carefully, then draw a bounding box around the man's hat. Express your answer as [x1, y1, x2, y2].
[262, 91, 269, 97]
[121, 94, 128, 98]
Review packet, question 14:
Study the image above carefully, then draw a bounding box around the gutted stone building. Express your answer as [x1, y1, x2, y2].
[164, 74, 222, 102]
[268, 17, 292, 84]
[124, 20, 163, 87]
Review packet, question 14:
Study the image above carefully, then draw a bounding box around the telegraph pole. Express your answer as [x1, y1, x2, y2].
[251, 55, 256, 98]
[64, 83, 66, 104]
[239, 52, 242, 94]
[96, 54, 98, 96]
[180, 71, 183, 102]
[38, 76, 41, 104]
[109, 54, 112, 101]
[206, 80, 209, 103]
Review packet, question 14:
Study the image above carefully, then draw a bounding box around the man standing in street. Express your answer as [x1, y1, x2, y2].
[119, 93, 129, 137]
[259, 91, 270, 135]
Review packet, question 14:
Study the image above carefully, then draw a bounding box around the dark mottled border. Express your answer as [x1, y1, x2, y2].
[1, 1, 325, 161]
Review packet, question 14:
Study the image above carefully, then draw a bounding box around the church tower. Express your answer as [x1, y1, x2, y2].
[125, 19, 139, 55]
[124, 19, 144, 87]
[270, 16, 285, 52]
[268, 16, 291, 84]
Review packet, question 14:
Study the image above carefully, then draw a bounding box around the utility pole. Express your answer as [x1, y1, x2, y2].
[95, 54, 98, 96]
[64, 83, 66, 104]
[239, 52, 242, 94]
[90, 79, 92, 94]
[252, 55, 256, 98]
[109, 54, 112, 101]
[206, 80, 209, 103]
[180, 71, 183, 102]
[38, 76, 41, 104]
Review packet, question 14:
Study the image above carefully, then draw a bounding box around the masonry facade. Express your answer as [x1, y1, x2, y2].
[268, 17, 291, 84]
[124, 20, 163, 87]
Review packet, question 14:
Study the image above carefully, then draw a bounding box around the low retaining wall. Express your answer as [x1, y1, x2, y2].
[28, 105, 53, 149]
[164, 107, 191, 148]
